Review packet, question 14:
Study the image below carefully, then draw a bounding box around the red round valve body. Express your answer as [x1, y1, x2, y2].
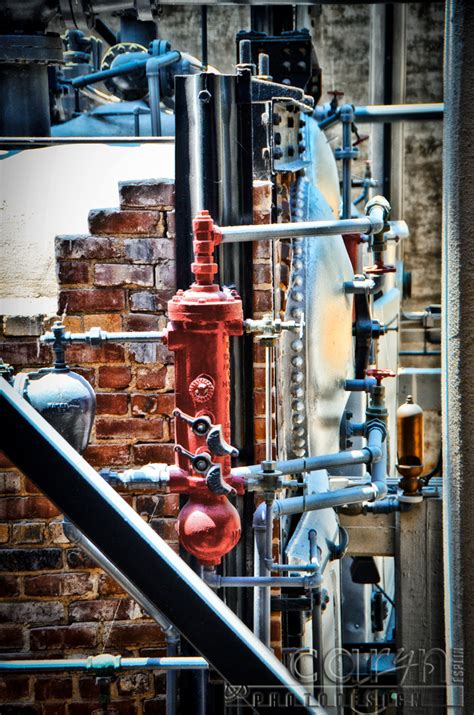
[176, 493, 241, 566]
[165, 211, 244, 565]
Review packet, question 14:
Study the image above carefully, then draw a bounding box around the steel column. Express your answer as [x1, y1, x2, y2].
[443, 0, 474, 712]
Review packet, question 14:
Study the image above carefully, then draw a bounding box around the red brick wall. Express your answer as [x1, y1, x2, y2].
[0, 178, 276, 712]
[0, 180, 178, 714]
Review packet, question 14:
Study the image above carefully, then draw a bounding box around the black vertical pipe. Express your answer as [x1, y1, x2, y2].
[201, 6, 208, 70]
[443, 1, 474, 713]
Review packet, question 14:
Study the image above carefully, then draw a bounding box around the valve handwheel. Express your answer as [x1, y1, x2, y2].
[365, 367, 396, 385]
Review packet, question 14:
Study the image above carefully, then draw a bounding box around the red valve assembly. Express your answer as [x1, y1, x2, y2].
[162, 210, 244, 566]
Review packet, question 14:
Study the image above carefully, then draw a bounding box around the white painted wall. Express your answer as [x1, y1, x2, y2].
[0, 141, 174, 316]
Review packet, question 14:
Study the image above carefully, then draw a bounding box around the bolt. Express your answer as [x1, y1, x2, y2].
[198, 89, 212, 104]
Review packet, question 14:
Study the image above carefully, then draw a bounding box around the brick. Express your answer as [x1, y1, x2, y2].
[0, 706, 39, 714]
[0, 524, 8, 543]
[98, 574, 126, 597]
[149, 518, 178, 541]
[3, 315, 43, 337]
[254, 263, 272, 286]
[60, 315, 83, 332]
[124, 313, 162, 331]
[136, 366, 173, 391]
[58, 289, 125, 314]
[24, 573, 93, 597]
[23, 478, 43, 494]
[83, 444, 130, 467]
[96, 417, 168, 441]
[69, 598, 143, 622]
[132, 444, 174, 465]
[55, 235, 122, 260]
[98, 366, 132, 389]
[106, 622, 165, 648]
[0, 548, 62, 572]
[0, 625, 24, 649]
[65, 549, 97, 570]
[95, 264, 154, 288]
[0, 342, 49, 367]
[129, 341, 172, 366]
[88, 208, 165, 236]
[57, 261, 89, 285]
[0, 472, 21, 494]
[119, 179, 175, 209]
[135, 495, 164, 518]
[128, 343, 166, 365]
[0, 575, 19, 596]
[34, 673, 72, 701]
[253, 179, 272, 209]
[96, 392, 129, 415]
[166, 209, 175, 238]
[30, 624, 98, 651]
[253, 240, 272, 260]
[253, 289, 273, 315]
[0, 452, 13, 468]
[65, 343, 125, 365]
[0, 601, 64, 625]
[0, 496, 60, 520]
[129, 291, 167, 313]
[117, 671, 153, 695]
[11, 522, 45, 544]
[143, 698, 166, 714]
[70, 367, 95, 386]
[124, 238, 175, 263]
[69, 703, 135, 715]
[0, 676, 30, 701]
[131, 394, 174, 417]
[43, 704, 66, 715]
[47, 520, 69, 544]
[78, 676, 98, 699]
[154, 262, 176, 292]
[83, 313, 122, 332]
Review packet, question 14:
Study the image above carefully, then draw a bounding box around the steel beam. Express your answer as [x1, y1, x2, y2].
[0, 378, 321, 714]
[443, 0, 474, 712]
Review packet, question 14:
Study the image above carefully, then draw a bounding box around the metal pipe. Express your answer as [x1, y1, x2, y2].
[40, 330, 165, 346]
[63, 520, 177, 638]
[204, 573, 322, 589]
[341, 104, 354, 219]
[146, 52, 181, 137]
[218, 216, 383, 243]
[234, 446, 381, 479]
[0, 656, 207, 673]
[0, 379, 320, 714]
[71, 56, 150, 89]
[316, 103, 443, 129]
[265, 344, 273, 462]
[353, 102, 444, 123]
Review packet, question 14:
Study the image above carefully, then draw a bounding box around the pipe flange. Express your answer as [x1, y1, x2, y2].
[0, 34, 64, 64]
[398, 492, 423, 504]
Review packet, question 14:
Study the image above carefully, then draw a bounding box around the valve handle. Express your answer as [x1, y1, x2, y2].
[206, 426, 239, 458]
[206, 464, 236, 497]
[364, 260, 397, 275]
[365, 368, 396, 385]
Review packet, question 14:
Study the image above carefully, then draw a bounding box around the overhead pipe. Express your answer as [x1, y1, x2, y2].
[316, 103, 443, 130]
[0, 379, 321, 714]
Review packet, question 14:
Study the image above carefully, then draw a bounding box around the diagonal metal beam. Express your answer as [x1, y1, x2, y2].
[0, 378, 322, 714]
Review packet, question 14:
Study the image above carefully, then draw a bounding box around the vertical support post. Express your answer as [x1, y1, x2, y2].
[395, 499, 445, 712]
[443, 1, 474, 712]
